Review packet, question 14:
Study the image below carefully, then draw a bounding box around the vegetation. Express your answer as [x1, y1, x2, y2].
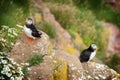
[40, 22, 57, 39]
[0, 0, 29, 27]
[0, 52, 24, 80]
[43, 0, 108, 59]
[52, 58, 67, 80]
[27, 55, 44, 66]
[107, 54, 120, 73]
[0, 0, 30, 52]
[0, 25, 22, 52]
[73, 0, 120, 27]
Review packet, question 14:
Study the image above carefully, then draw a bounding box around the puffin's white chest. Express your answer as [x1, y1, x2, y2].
[23, 26, 33, 38]
[89, 51, 96, 61]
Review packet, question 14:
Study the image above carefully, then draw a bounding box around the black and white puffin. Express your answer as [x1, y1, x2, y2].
[23, 18, 42, 40]
[79, 43, 97, 63]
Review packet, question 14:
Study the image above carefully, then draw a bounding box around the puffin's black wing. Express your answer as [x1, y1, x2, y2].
[79, 49, 91, 63]
[26, 24, 42, 38]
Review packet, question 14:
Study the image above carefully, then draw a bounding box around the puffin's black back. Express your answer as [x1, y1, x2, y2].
[26, 24, 42, 38]
[79, 46, 94, 63]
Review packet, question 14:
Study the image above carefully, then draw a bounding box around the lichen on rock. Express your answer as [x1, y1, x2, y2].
[52, 58, 68, 80]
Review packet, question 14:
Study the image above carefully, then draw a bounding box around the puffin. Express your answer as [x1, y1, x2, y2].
[79, 43, 97, 63]
[23, 18, 42, 44]
[23, 18, 42, 40]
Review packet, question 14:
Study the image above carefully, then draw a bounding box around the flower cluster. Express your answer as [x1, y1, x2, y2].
[0, 25, 22, 51]
[0, 52, 24, 80]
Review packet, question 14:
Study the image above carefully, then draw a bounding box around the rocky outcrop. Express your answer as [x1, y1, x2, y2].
[9, 32, 53, 80]
[9, 31, 120, 80]
[8, 0, 120, 80]
[54, 50, 120, 80]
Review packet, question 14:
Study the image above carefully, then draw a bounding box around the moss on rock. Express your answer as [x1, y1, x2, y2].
[52, 58, 68, 80]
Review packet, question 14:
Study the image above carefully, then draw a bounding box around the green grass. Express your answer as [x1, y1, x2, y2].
[74, 0, 120, 28]
[40, 22, 57, 39]
[22, 66, 29, 74]
[27, 55, 44, 66]
[47, 4, 77, 29]
[0, 0, 30, 27]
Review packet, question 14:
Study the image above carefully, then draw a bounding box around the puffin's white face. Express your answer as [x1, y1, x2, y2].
[91, 44, 97, 50]
[26, 18, 33, 25]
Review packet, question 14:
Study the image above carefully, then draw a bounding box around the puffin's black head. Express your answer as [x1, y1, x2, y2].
[26, 18, 33, 25]
[88, 43, 97, 51]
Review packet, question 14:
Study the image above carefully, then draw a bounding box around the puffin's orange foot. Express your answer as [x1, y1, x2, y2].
[24, 36, 33, 45]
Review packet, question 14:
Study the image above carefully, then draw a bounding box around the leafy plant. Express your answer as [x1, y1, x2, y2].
[0, 25, 22, 52]
[27, 55, 44, 66]
[0, 52, 24, 80]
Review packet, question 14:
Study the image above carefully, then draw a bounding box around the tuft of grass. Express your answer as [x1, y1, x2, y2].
[27, 55, 44, 66]
[22, 66, 29, 74]
[40, 22, 57, 39]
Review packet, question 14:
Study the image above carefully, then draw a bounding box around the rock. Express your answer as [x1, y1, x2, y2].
[9, 32, 53, 80]
[29, 56, 52, 80]
[54, 50, 120, 80]
[8, 31, 120, 80]
[9, 32, 51, 63]
[52, 57, 68, 80]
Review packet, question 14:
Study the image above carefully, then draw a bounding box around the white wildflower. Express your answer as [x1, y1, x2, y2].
[16, 24, 23, 28]
[3, 65, 10, 72]
[0, 38, 6, 42]
[11, 42, 14, 46]
[8, 29, 12, 33]
[1, 70, 6, 74]
[1, 59, 7, 64]
[6, 72, 12, 77]
[10, 77, 15, 80]
[17, 67, 22, 72]
[15, 76, 23, 80]
[0, 52, 24, 79]
[2, 25, 9, 29]
[12, 30, 18, 36]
